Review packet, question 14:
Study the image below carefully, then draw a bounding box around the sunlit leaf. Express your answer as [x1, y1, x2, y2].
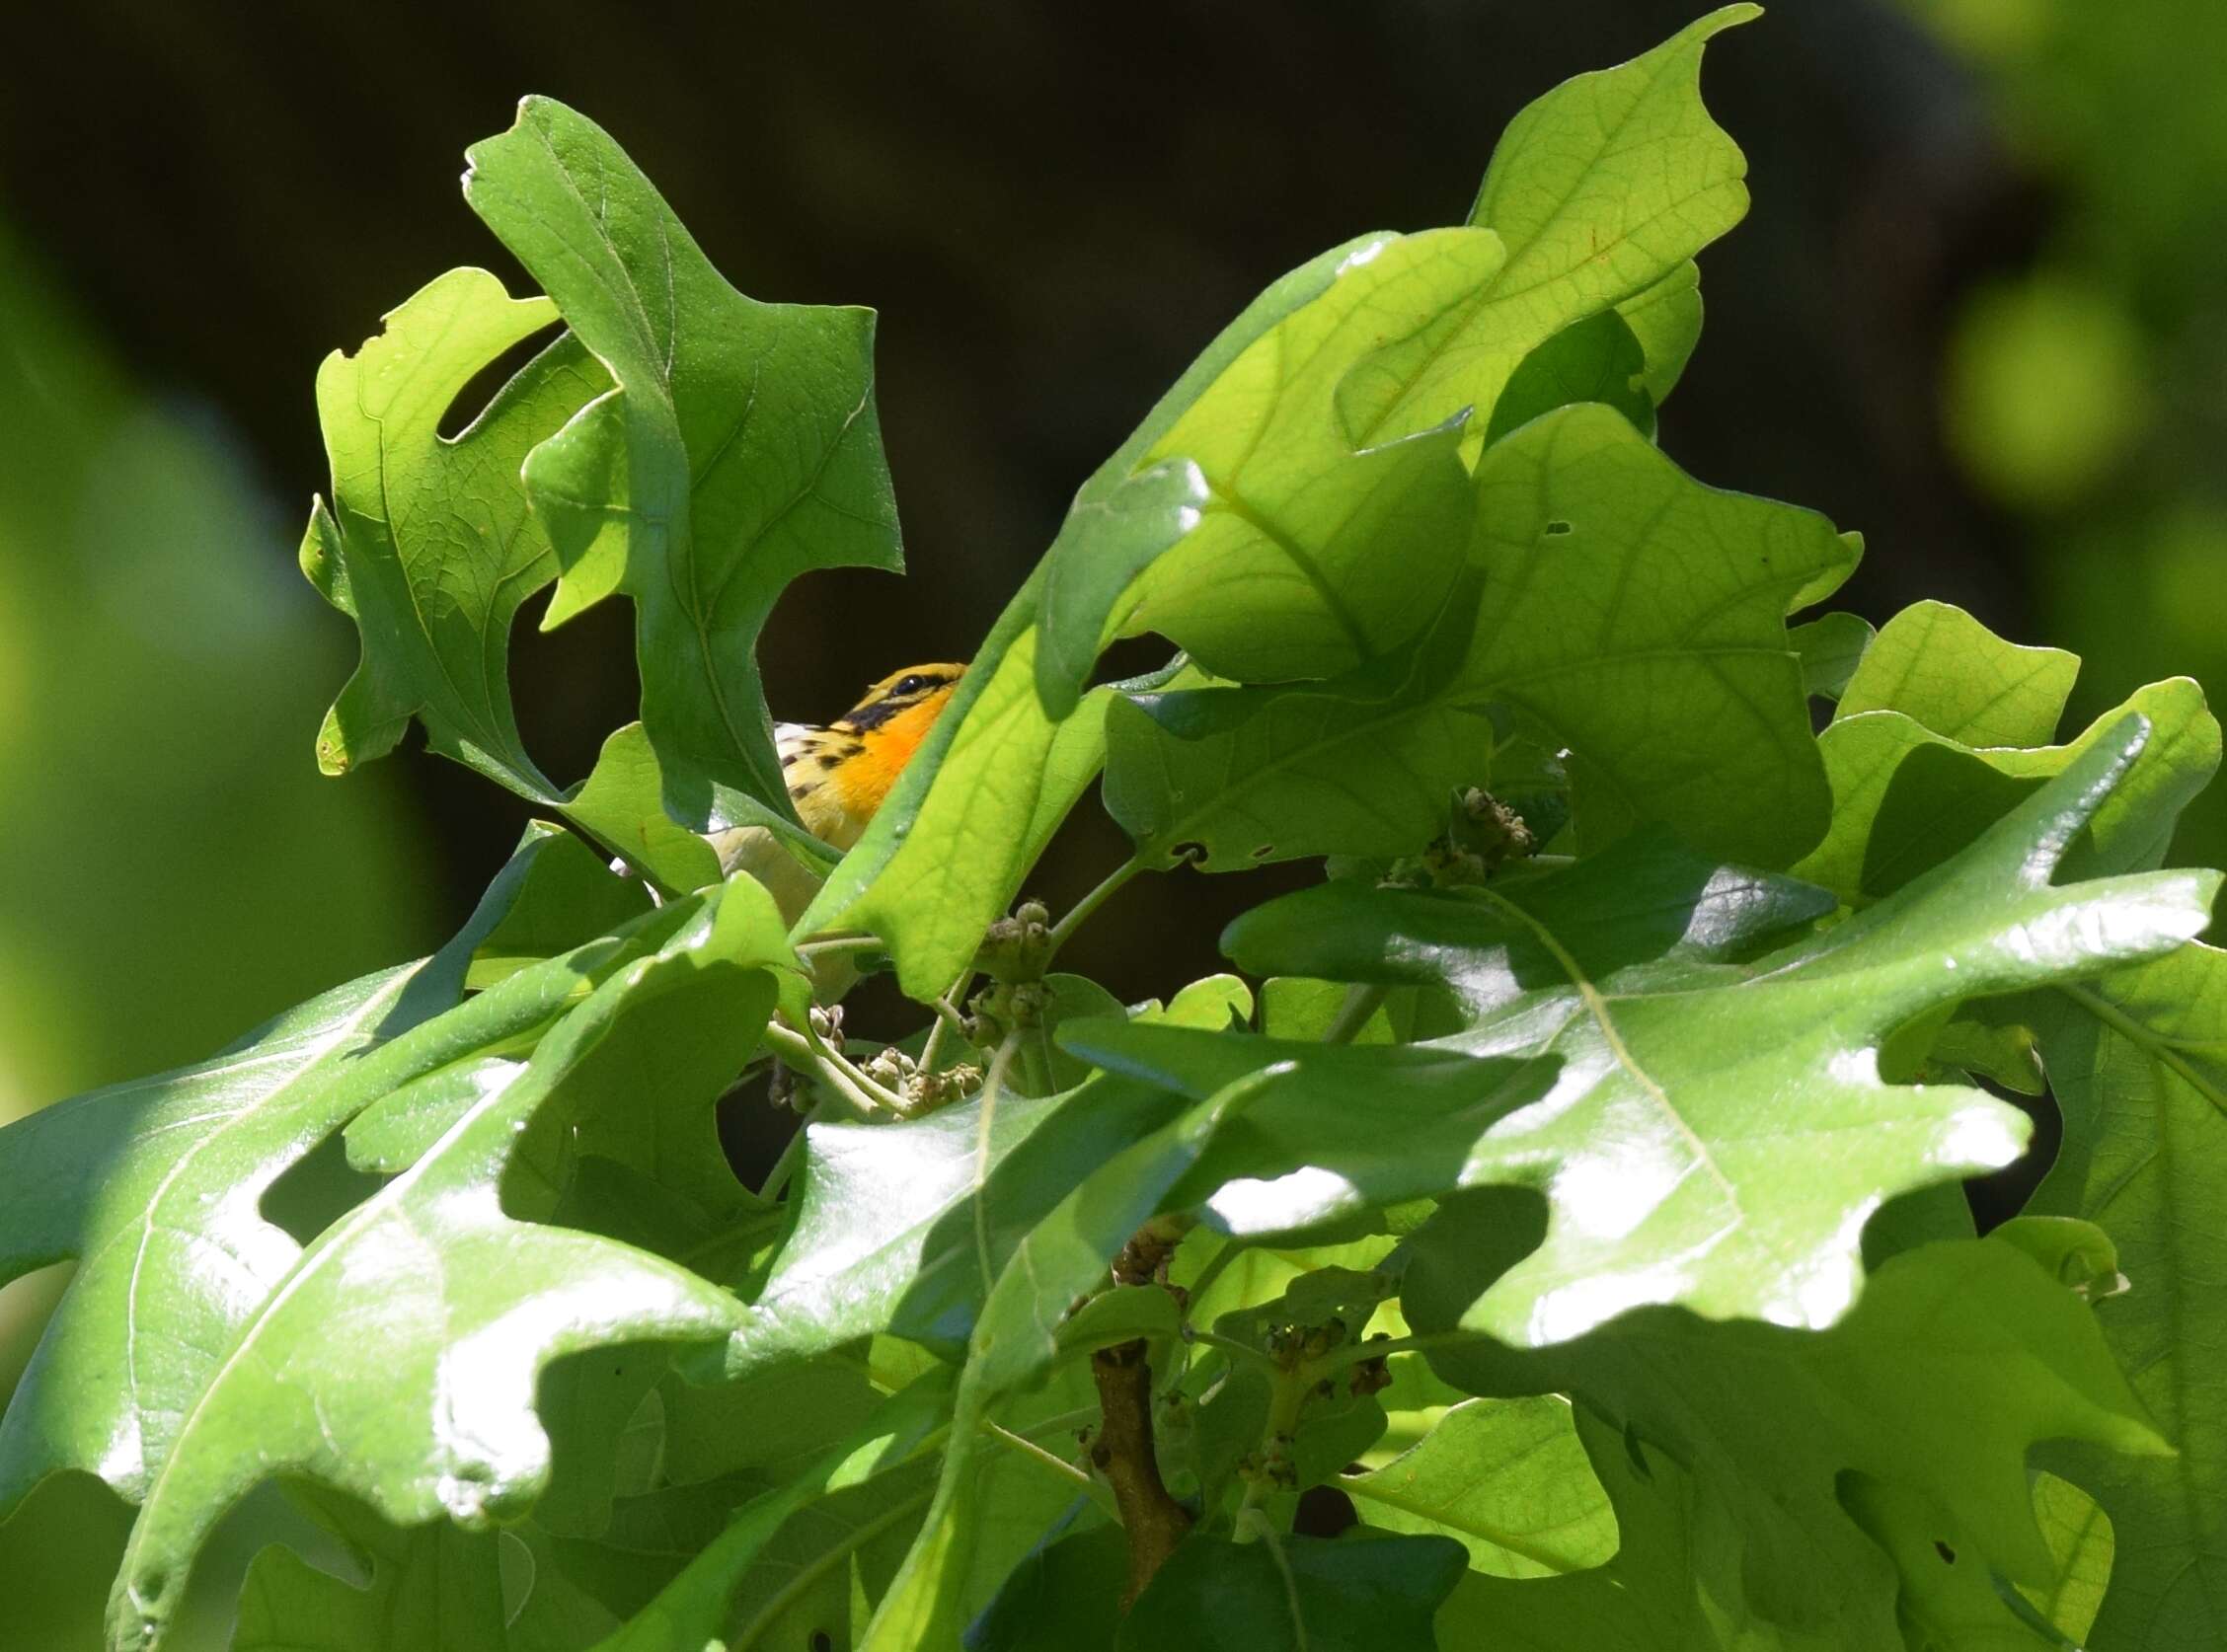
[1336, 5, 1758, 451]
[106, 883, 790, 1651]
[1797, 678, 2218, 903]
[1105, 405, 1858, 871]
[0, 829, 610, 1516]
[301, 268, 602, 799]
[1341, 1396, 1615, 1578]
[1108, 231, 1494, 684]
[1789, 611, 1875, 703]
[1219, 724, 2214, 1340]
[465, 97, 903, 832]
[1435, 1405, 1838, 1651]
[1836, 599, 2078, 747]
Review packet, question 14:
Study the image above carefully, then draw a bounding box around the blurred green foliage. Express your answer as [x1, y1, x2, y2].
[1915, 0, 2227, 869]
[0, 224, 436, 1649]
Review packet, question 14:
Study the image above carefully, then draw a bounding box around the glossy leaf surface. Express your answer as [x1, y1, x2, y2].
[1221, 725, 2214, 1341]
[108, 884, 792, 1650]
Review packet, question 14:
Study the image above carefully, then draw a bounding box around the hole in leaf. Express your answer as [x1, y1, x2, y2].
[1250, 844, 1274, 860]
[260, 1127, 384, 1245]
[1933, 1540, 1958, 1565]
[1171, 840, 1208, 866]
[436, 319, 565, 440]
[810, 1633, 835, 1652]
[508, 594, 642, 790]
[1542, 519, 1573, 537]
[1294, 1484, 1357, 1539]
[1091, 632, 1180, 690]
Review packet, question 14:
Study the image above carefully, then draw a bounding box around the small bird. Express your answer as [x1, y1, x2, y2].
[775, 663, 967, 851]
[710, 663, 966, 926]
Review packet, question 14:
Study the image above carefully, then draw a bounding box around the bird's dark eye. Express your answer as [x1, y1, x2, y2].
[893, 674, 933, 698]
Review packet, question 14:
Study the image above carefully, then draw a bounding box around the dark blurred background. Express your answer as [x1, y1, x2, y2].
[3, 0, 2222, 1640]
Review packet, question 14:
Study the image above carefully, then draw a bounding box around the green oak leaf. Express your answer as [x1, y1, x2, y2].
[1102, 572, 1489, 869]
[1618, 260, 1707, 405]
[2022, 1470, 2114, 1645]
[1217, 722, 2215, 1341]
[1116, 1533, 1467, 1652]
[861, 1054, 1273, 1649]
[1342, 1395, 1617, 1578]
[1836, 598, 2078, 747]
[967, 1525, 1128, 1652]
[822, 250, 1440, 993]
[1484, 308, 1656, 446]
[1469, 403, 1853, 864]
[1034, 234, 1386, 717]
[0, 828, 621, 1517]
[1105, 404, 1858, 872]
[727, 1067, 1182, 1379]
[1106, 229, 1496, 685]
[464, 97, 903, 832]
[301, 266, 604, 799]
[1435, 1402, 1837, 1651]
[462, 823, 654, 988]
[561, 724, 725, 895]
[1337, 5, 1758, 452]
[2021, 945, 2227, 1652]
[1840, 1474, 2069, 1652]
[1060, 1018, 1558, 1244]
[1789, 611, 1875, 703]
[1409, 1235, 2165, 1645]
[1796, 678, 2219, 904]
[232, 1486, 507, 1652]
[106, 881, 790, 1652]
[582, 1372, 953, 1652]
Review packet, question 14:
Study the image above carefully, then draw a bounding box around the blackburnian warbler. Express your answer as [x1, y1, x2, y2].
[773, 663, 966, 850]
[710, 664, 966, 921]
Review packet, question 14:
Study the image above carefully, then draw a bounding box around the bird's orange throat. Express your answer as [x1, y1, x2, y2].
[824, 684, 958, 823]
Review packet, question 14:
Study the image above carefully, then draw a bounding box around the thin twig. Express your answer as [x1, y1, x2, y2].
[1185, 1328, 1282, 1376]
[757, 1123, 806, 1201]
[1315, 1329, 1493, 1371]
[761, 1020, 906, 1115]
[919, 970, 974, 1075]
[983, 1421, 1120, 1520]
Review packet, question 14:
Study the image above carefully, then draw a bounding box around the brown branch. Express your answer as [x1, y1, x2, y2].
[1087, 1215, 1193, 1606]
[1090, 1338, 1192, 1607]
